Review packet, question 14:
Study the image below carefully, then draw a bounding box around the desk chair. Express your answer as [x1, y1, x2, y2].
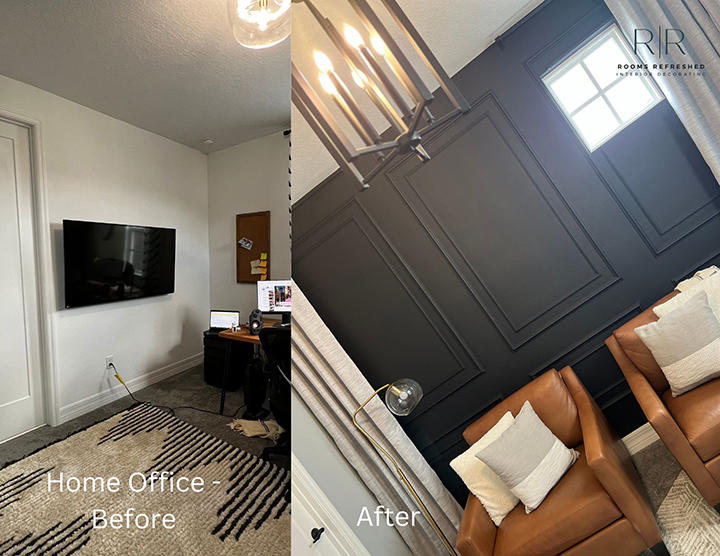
[259, 327, 291, 460]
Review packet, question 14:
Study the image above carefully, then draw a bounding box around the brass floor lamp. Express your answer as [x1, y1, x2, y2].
[353, 379, 458, 556]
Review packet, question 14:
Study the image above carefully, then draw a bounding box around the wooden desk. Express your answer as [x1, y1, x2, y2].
[219, 318, 281, 344]
[219, 327, 263, 345]
[217, 319, 280, 414]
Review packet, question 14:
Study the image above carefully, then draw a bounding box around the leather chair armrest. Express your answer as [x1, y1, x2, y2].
[606, 336, 720, 505]
[456, 494, 496, 556]
[560, 366, 661, 548]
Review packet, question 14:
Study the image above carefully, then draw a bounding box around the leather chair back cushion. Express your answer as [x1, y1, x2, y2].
[612, 292, 678, 393]
[463, 370, 582, 448]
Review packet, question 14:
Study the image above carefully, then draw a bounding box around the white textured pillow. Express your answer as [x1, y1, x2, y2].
[450, 412, 519, 525]
[636, 291, 720, 396]
[655, 271, 720, 320]
[475, 401, 579, 513]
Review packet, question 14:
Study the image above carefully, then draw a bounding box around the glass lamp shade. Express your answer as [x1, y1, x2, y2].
[385, 379, 423, 417]
[228, 0, 291, 50]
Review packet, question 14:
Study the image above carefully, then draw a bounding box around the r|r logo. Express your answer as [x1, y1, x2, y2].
[634, 27, 686, 57]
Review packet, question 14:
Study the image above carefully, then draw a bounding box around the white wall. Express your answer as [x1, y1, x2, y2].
[207, 131, 291, 316]
[292, 392, 414, 556]
[0, 74, 210, 418]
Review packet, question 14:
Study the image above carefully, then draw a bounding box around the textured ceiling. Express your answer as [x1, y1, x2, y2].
[291, 0, 545, 198]
[0, 0, 290, 153]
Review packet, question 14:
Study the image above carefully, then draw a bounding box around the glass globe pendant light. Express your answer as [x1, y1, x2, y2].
[385, 378, 423, 416]
[228, 0, 291, 50]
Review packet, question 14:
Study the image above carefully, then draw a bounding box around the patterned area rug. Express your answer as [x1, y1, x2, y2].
[0, 404, 290, 555]
[655, 471, 720, 555]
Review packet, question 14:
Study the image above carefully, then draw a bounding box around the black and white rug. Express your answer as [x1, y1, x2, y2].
[0, 404, 290, 555]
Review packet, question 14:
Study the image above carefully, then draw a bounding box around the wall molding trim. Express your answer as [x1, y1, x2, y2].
[295, 200, 485, 429]
[291, 453, 373, 556]
[58, 353, 203, 423]
[386, 92, 619, 351]
[622, 422, 660, 456]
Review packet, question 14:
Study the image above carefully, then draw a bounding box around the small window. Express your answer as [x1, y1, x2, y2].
[543, 25, 663, 151]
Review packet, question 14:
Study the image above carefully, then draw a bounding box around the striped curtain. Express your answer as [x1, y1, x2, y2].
[291, 283, 463, 556]
[604, 0, 720, 183]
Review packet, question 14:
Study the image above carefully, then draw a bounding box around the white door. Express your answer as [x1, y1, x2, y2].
[0, 119, 45, 443]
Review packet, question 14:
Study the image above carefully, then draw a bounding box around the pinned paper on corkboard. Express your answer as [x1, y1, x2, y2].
[250, 259, 269, 275]
[236, 212, 270, 283]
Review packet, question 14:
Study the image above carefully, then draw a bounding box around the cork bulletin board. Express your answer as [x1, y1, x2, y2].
[236, 211, 270, 283]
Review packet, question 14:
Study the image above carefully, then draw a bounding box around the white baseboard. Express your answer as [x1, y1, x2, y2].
[291, 453, 372, 556]
[58, 353, 203, 423]
[622, 422, 660, 456]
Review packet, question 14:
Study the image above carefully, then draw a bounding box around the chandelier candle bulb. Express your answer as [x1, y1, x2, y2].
[359, 45, 413, 120]
[327, 70, 381, 144]
[370, 35, 423, 107]
[370, 35, 386, 56]
[370, 34, 432, 124]
[343, 25, 413, 120]
[314, 52, 379, 145]
[344, 25, 365, 50]
[353, 71, 406, 133]
[320, 72, 375, 146]
[313, 50, 335, 74]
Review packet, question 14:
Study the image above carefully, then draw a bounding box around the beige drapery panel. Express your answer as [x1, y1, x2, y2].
[291, 283, 463, 555]
[605, 0, 720, 183]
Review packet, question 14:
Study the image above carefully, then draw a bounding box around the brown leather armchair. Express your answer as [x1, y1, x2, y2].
[607, 291, 720, 510]
[456, 368, 665, 556]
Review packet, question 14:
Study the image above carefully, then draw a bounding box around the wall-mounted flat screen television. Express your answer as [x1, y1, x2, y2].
[63, 220, 176, 309]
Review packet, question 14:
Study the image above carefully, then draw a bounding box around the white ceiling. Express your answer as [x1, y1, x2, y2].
[0, 0, 290, 153]
[291, 0, 545, 199]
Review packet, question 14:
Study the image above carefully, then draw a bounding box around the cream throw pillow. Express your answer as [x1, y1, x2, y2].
[655, 271, 720, 320]
[636, 291, 720, 396]
[450, 412, 519, 525]
[675, 266, 719, 292]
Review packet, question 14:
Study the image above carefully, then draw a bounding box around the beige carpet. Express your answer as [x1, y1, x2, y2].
[0, 404, 290, 556]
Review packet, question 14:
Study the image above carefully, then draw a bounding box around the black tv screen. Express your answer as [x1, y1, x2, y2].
[63, 220, 176, 309]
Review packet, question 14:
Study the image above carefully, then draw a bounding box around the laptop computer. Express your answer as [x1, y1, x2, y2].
[209, 310, 241, 332]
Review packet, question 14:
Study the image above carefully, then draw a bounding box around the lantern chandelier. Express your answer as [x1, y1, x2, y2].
[292, 0, 470, 190]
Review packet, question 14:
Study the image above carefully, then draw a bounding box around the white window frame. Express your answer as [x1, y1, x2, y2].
[543, 24, 664, 152]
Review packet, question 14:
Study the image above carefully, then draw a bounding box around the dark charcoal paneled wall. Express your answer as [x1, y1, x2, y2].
[293, 0, 720, 503]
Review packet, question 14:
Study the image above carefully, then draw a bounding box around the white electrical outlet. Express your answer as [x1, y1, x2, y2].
[105, 355, 114, 370]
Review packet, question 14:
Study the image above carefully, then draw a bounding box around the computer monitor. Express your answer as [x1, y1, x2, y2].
[257, 280, 292, 323]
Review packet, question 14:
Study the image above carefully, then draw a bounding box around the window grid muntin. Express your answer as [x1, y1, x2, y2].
[543, 25, 663, 151]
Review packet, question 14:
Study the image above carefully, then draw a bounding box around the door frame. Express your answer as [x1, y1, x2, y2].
[291, 454, 373, 556]
[0, 108, 60, 427]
